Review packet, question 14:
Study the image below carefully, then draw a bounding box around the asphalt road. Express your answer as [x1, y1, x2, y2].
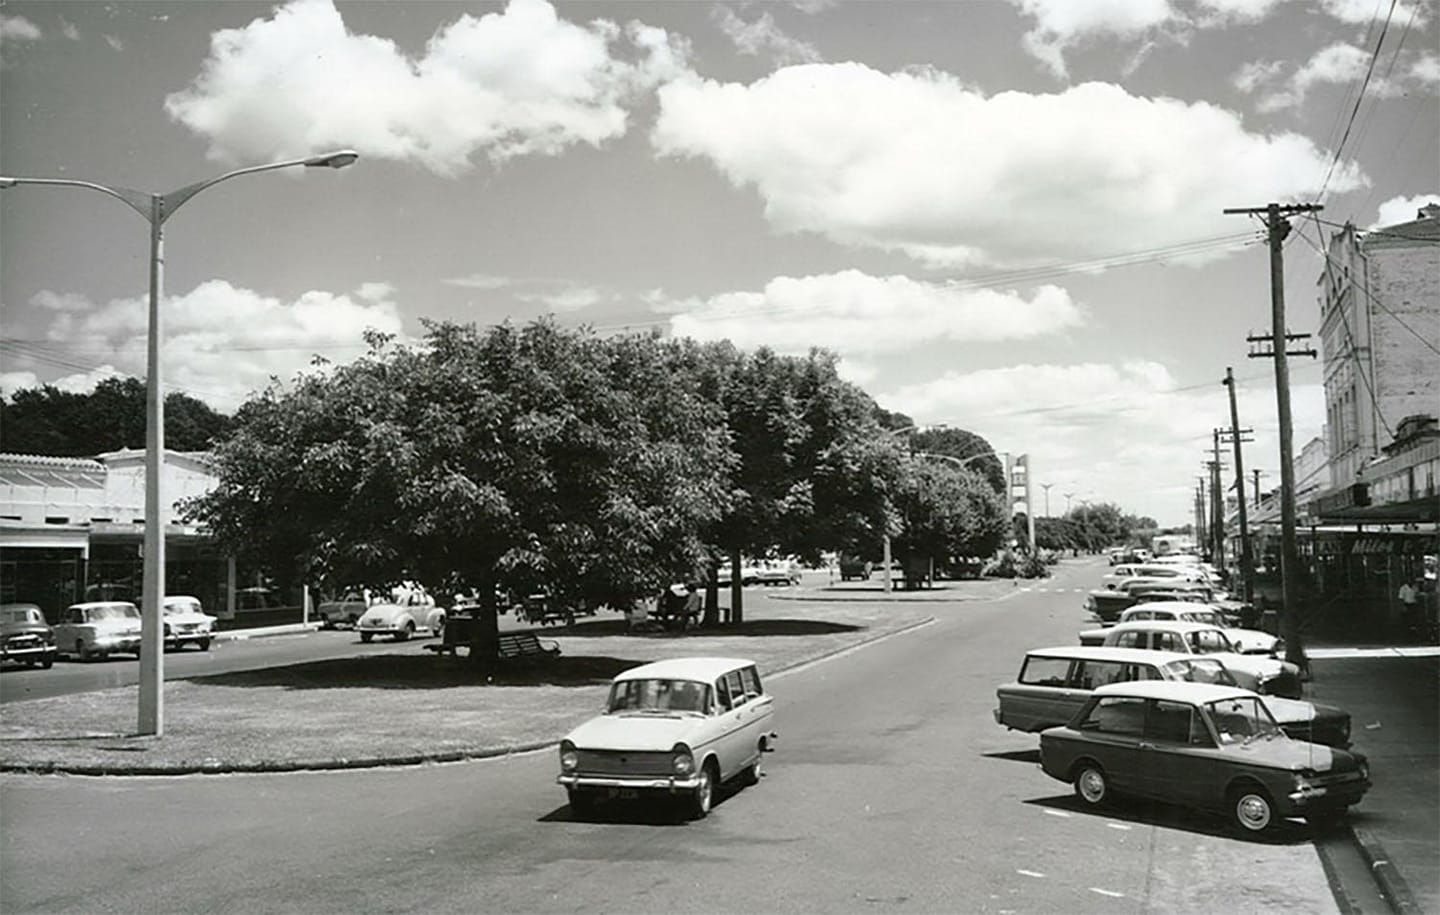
[0, 560, 1346, 914]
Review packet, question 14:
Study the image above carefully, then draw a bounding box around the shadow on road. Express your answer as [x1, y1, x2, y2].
[539, 781, 755, 827]
[186, 653, 649, 690]
[1024, 793, 1314, 845]
[983, 748, 1041, 764]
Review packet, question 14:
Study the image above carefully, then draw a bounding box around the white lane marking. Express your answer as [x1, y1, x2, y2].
[1090, 888, 1125, 898]
[1016, 870, 1046, 878]
[1043, 809, 1071, 818]
[1106, 822, 1131, 830]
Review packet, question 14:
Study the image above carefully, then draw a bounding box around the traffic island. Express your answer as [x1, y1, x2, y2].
[0, 601, 935, 775]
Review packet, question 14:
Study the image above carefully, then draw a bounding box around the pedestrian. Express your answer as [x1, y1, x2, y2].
[682, 583, 702, 631]
[1398, 578, 1420, 635]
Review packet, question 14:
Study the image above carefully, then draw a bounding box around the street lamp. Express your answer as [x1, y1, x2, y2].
[1, 150, 358, 736]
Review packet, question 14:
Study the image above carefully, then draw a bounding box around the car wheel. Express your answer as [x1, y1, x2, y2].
[360, 632, 374, 643]
[395, 621, 414, 642]
[1073, 762, 1109, 808]
[1230, 785, 1276, 834]
[198, 638, 211, 651]
[76, 640, 92, 662]
[41, 657, 54, 670]
[742, 750, 764, 786]
[686, 761, 716, 820]
[567, 789, 595, 818]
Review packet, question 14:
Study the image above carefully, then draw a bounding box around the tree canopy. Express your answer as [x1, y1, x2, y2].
[1, 377, 235, 456]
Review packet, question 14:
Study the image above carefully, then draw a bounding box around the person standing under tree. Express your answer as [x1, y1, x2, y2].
[1398, 578, 1420, 636]
[682, 583, 703, 632]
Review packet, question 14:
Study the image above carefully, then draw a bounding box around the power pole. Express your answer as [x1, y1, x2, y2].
[1195, 477, 1208, 555]
[1253, 468, 1263, 509]
[1225, 201, 1321, 672]
[1222, 367, 1255, 604]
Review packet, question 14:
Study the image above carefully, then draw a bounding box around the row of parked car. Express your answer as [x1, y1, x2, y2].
[993, 553, 1370, 836]
[0, 597, 219, 668]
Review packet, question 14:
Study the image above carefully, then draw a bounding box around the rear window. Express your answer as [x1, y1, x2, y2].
[1018, 656, 1072, 686]
[1074, 660, 1128, 689]
[1079, 696, 1146, 736]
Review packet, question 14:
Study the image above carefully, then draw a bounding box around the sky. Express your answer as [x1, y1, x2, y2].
[1, 0, 1436, 528]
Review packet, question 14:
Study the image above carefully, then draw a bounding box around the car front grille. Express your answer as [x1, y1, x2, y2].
[3, 635, 42, 649]
[574, 750, 673, 778]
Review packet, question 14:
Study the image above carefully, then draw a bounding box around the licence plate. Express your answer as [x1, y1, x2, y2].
[609, 788, 640, 800]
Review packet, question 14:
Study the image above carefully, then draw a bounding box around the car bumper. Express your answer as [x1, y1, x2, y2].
[93, 638, 141, 653]
[2, 644, 57, 662]
[557, 773, 704, 792]
[1283, 778, 1371, 813]
[168, 632, 212, 644]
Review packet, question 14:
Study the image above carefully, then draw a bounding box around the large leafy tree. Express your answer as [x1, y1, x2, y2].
[703, 347, 898, 622]
[908, 426, 1006, 495]
[890, 457, 1007, 584]
[1, 376, 234, 455]
[186, 320, 735, 661]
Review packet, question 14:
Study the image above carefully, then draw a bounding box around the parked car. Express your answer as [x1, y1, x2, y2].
[161, 595, 217, 651]
[355, 600, 445, 642]
[1116, 603, 1280, 655]
[556, 657, 778, 820]
[1084, 579, 1239, 624]
[839, 554, 871, 581]
[316, 590, 370, 629]
[0, 603, 57, 669]
[54, 601, 142, 661]
[994, 646, 1350, 747]
[1077, 620, 1303, 698]
[1039, 681, 1370, 834]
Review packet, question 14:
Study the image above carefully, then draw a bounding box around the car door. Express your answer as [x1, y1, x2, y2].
[54, 607, 81, 653]
[736, 665, 774, 770]
[1137, 699, 1221, 806]
[711, 670, 749, 779]
[1072, 696, 1147, 794]
[998, 655, 1080, 731]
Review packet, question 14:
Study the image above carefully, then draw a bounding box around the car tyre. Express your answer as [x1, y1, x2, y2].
[360, 632, 374, 643]
[1073, 761, 1109, 808]
[396, 621, 414, 642]
[198, 637, 211, 651]
[1230, 785, 1277, 834]
[76, 640, 92, 662]
[742, 751, 763, 786]
[41, 657, 54, 669]
[686, 761, 715, 820]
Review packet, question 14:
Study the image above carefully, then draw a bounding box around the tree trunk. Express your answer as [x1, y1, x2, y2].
[729, 550, 744, 625]
[703, 562, 720, 628]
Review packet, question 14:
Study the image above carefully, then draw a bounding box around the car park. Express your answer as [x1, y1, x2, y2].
[355, 600, 445, 642]
[161, 595, 217, 651]
[0, 603, 57, 669]
[1116, 603, 1280, 655]
[556, 656, 777, 820]
[1038, 681, 1370, 834]
[53, 601, 143, 661]
[995, 646, 1351, 747]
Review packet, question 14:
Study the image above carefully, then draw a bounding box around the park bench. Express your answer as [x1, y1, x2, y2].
[426, 624, 560, 661]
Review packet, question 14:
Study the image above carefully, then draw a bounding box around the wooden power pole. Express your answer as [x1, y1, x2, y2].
[1224, 201, 1321, 672]
[1222, 367, 1255, 605]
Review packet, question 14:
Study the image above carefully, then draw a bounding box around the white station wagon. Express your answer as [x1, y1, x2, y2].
[557, 657, 778, 820]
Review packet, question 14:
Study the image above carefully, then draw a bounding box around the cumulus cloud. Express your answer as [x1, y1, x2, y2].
[1011, 0, 1173, 78]
[652, 65, 1364, 268]
[0, 14, 42, 42]
[1370, 193, 1440, 229]
[1320, 0, 1428, 25]
[518, 285, 604, 312]
[28, 280, 405, 409]
[713, 7, 822, 65]
[665, 270, 1084, 357]
[879, 362, 1326, 525]
[1240, 42, 1416, 111]
[164, 0, 690, 173]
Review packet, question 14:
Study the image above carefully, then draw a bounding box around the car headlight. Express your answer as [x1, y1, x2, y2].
[671, 746, 695, 776]
[1340, 718, 1351, 740]
[559, 741, 579, 772]
[1358, 759, 1369, 780]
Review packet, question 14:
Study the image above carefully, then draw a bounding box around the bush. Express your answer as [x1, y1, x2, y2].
[983, 550, 1050, 579]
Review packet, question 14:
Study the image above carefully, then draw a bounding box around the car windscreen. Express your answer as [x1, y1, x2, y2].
[1163, 658, 1238, 687]
[85, 605, 140, 621]
[607, 678, 711, 714]
[1205, 695, 1283, 744]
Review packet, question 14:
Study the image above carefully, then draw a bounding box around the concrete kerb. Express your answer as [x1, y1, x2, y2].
[1, 614, 937, 778]
[1349, 826, 1424, 915]
[213, 622, 324, 642]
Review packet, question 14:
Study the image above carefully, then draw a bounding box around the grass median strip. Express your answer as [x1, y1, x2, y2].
[1, 599, 937, 774]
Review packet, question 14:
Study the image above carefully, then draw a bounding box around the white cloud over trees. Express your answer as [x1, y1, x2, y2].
[652, 64, 1364, 267]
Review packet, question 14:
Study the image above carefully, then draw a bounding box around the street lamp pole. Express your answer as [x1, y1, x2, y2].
[1, 150, 358, 736]
[1040, 482, 1053, 518]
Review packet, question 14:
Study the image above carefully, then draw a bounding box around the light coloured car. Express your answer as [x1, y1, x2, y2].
[1116, 602, 1281, 655]
[161, 595, 217, 651]
[1039, 681, 1370, 835]
[1077, 620, 1303, 698]
[355, 600, 445, 642]
[995, 646, 1350, 747]
[557, 657, 778, 820]
[54, 601, 142, 661]
[1, 603, 57, 669]
[316, 589, 370, 629]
